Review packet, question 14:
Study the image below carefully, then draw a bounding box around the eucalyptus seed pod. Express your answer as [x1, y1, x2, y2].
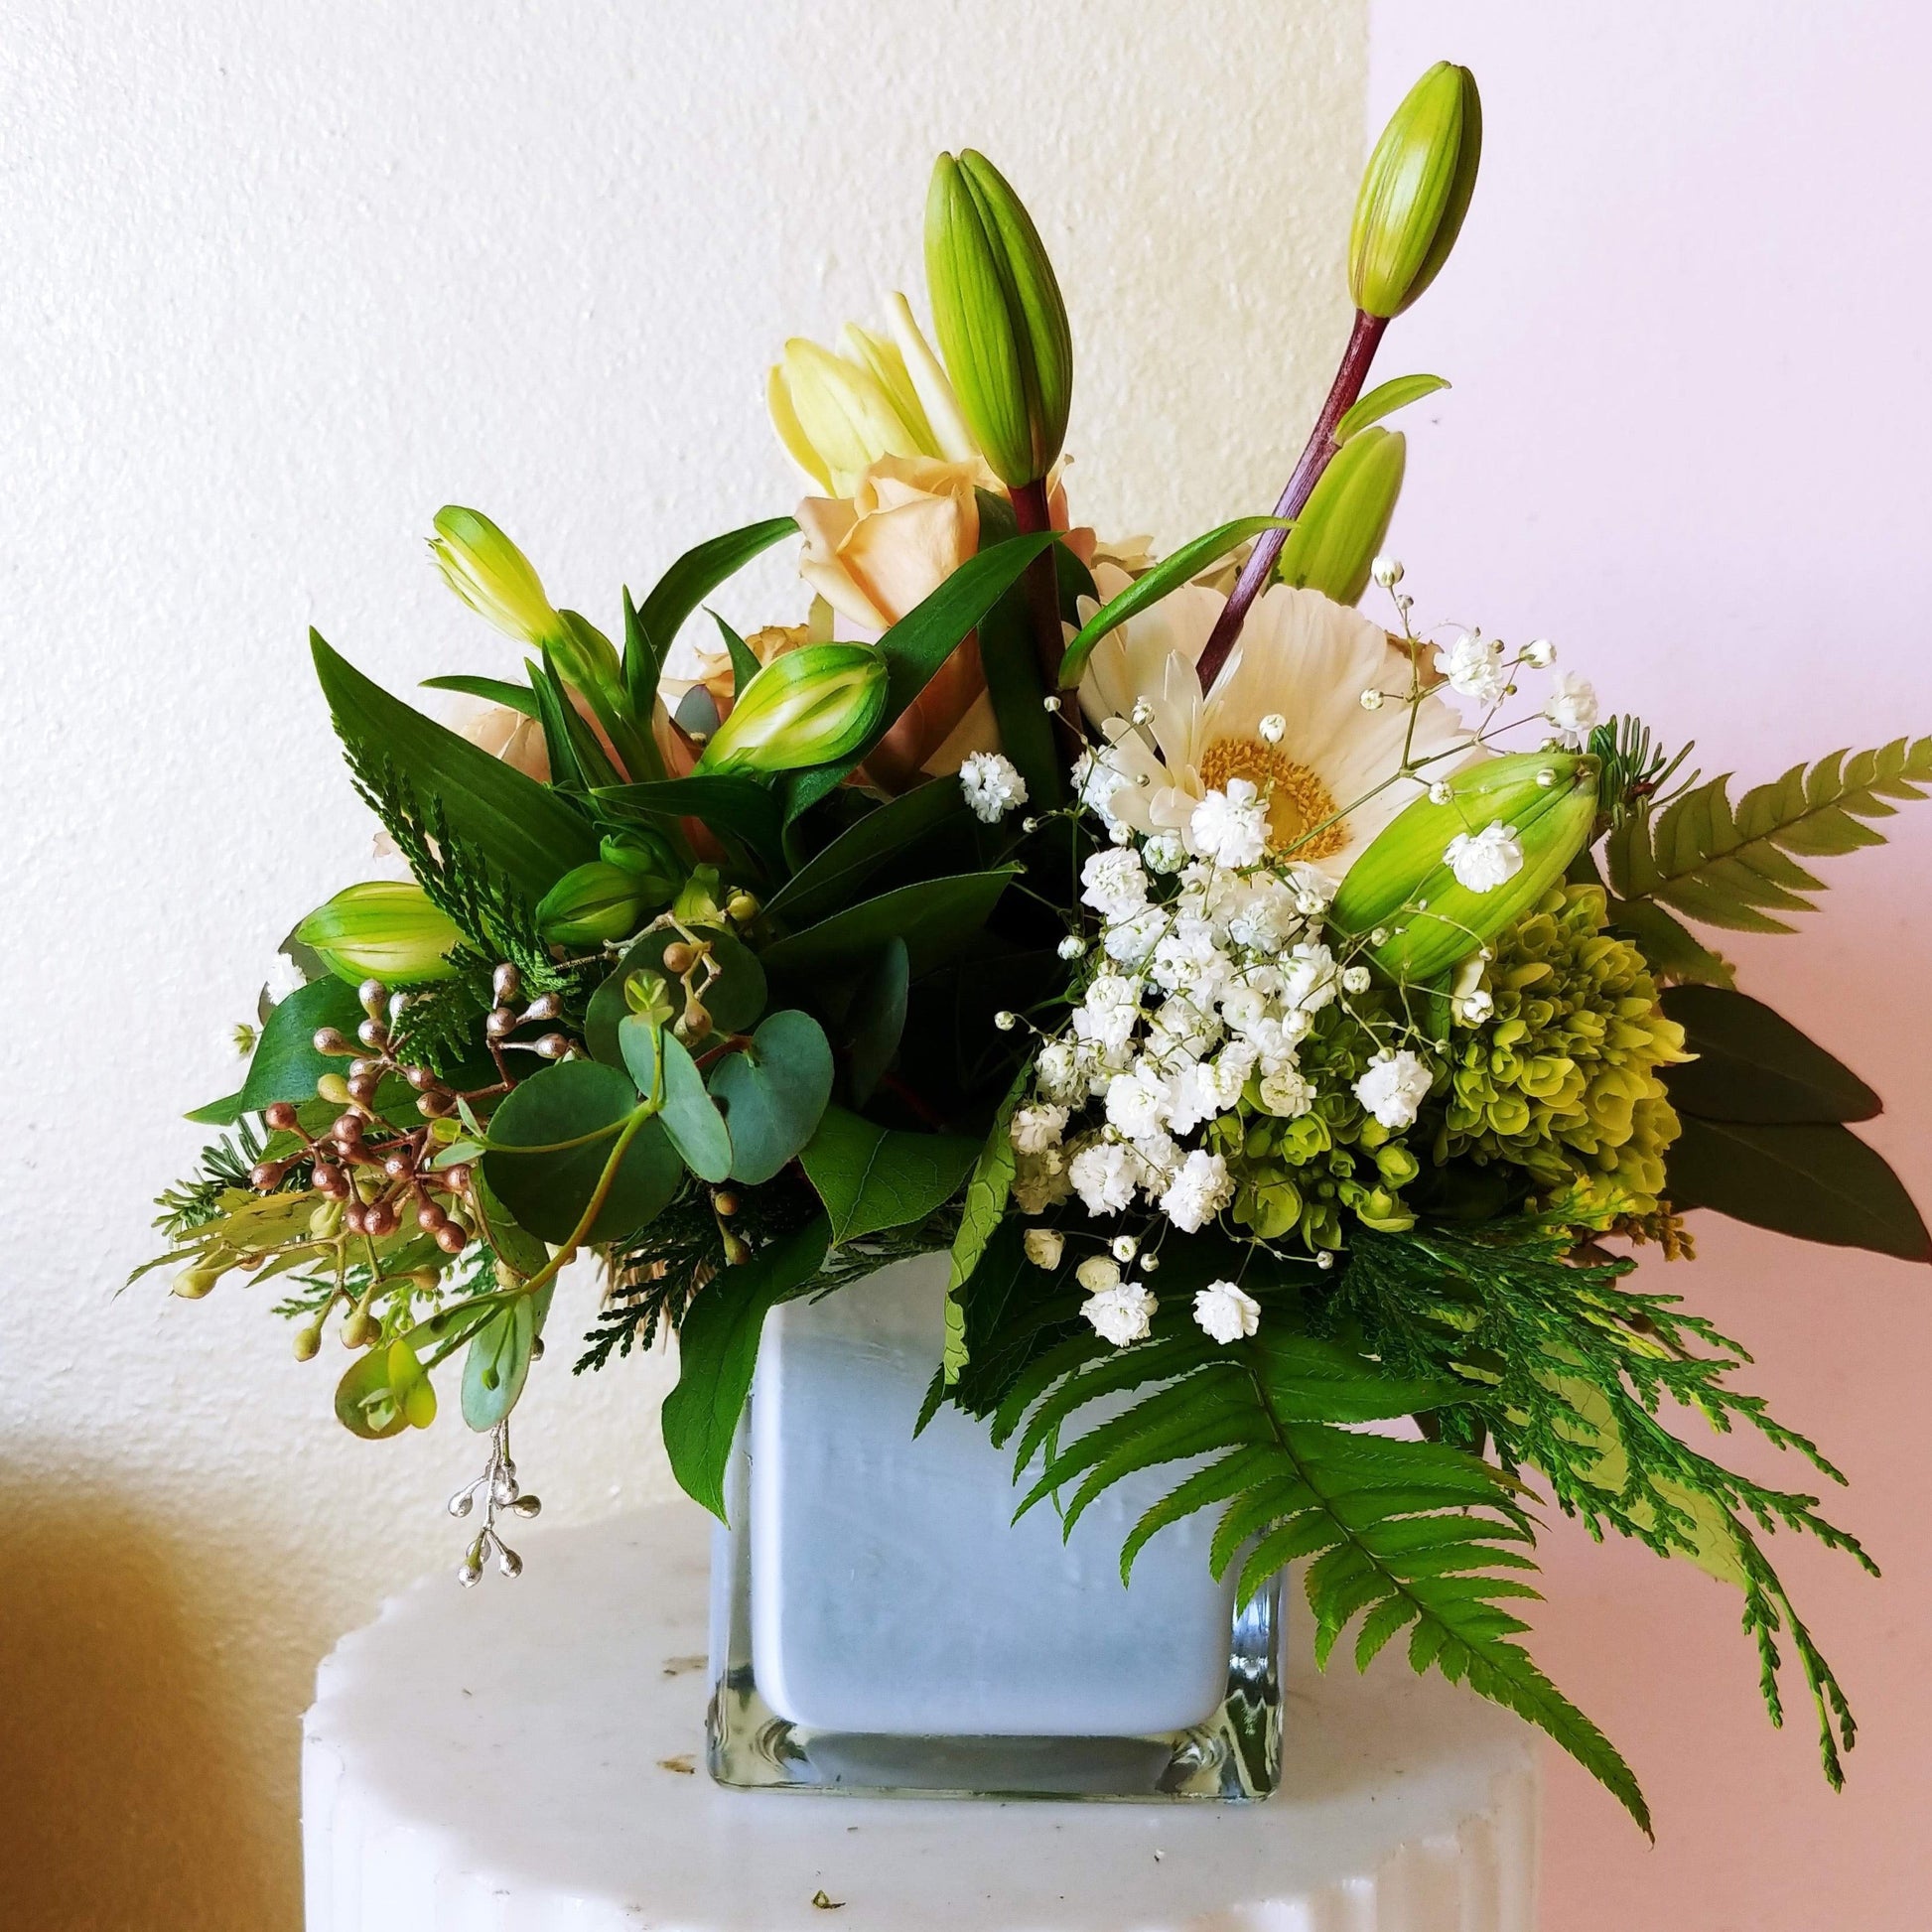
[1349, 63, 1483, 319]
[694, 643, 887, 775]
[1329, 752, 1598, 981]
[924, 150, 1072, 487]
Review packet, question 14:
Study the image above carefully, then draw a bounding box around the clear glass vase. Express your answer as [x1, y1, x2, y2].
[705, 1251, 1284, 1800]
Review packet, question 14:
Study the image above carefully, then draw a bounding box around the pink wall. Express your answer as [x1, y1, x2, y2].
[1364, 4, 1932, 1923]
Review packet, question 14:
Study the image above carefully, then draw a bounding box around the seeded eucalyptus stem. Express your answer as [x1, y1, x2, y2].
[1194, 308, 1389, 690]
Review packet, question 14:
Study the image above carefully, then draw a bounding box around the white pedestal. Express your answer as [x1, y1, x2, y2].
[303, 1506, 1539, 1931]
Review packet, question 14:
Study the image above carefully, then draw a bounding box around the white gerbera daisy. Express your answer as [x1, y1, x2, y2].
[1076, 575, 1468, 880]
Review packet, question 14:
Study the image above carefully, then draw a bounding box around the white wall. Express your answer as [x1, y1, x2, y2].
[0, 4, 1367, 1924]
[1368, 4, 1932, 1925]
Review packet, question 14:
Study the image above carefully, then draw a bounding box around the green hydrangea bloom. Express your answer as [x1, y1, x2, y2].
[1439, 884, 1688, 1219]
[1216, 1001, 1423, 1250]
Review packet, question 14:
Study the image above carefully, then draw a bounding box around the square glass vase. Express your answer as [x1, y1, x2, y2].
[705, 1251, 1284, 1801]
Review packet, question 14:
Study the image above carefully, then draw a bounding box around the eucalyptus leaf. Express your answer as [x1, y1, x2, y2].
[660, 1214, 831, 1521]
[624, 1020, 734, 1181]
[1662, 986, 1879, 1123]
[1669, 1115, 1930, 1262]
[460, 1283, 553, 1433]
[760, 868, 1021, 983]
[1056, 515, 1292, 685]
[799, 1105, 980, 1246]
[1331, 372, 1450, 441]
[708, 1010, 834, 1183]
[312, 631, 598, 900]
[482, 1060, 680, 1245]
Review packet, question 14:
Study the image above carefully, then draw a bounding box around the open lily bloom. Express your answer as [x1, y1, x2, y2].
[1078, 569, 1469, 880]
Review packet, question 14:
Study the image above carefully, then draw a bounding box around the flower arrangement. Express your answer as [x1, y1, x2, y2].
[144, 65, 1930, 1832]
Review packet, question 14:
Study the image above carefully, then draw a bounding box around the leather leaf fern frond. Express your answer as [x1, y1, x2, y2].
[1000, 1317, 1653, 1835]
[1606, 736, 1932, 932]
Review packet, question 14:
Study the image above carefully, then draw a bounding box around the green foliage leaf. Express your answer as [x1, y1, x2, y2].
[799, 1104, 979, 1246]
[1603, 895, 1733, 988]
[1056, 515, 1292, 685]
[1662, 986, 1879, 1123]
[841, 939, 908, 1107]
[1669, 1115, 1930, 1262]
[623, 517, 799, 719]
[586, 925, 767, 1065]
[627, 1023, 734, 1182]
[421, 674, 539, 717]
[708, 1011, 835, 1183]
[312, 631, 598, 901]
[227, 976, 364, 1117]
[759, 868, 1021, 983]
[660, 1213, 831, 1519]
[944, 1069, 1028, 1382]
[1331, 371, 1450, 441]
[712, 613, 761, 696]
[336, 1335, 436, 1440]
[1606, 736, 1932, 932]
[783, 532, 1061, 821]
[974, 563, 1062, 810]
[460, 1282, 553, 1433]
[482, 1060, 680, 1244]
[765, 779, 971, 927]
[1007, 1311, 1650, 1833]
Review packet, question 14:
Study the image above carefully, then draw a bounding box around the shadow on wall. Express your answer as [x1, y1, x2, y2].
[0, 1482, 294, 1931]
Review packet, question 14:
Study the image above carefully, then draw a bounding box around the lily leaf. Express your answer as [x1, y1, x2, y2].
[421, 674, 539, 717]
[1331, 372, 1450, 441]
[765, 778, 971, 927]
[760, 868, 1021, 982]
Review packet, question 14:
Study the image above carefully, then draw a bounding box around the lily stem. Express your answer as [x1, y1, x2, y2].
[1194, 308, 1389, 691]
[1008, 476, 1084, 761]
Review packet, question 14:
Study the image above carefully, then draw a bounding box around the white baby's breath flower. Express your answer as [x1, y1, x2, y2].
[1072, 748, 1125, 822]
[1445, 820, 1525, 893]
[1435, 629, 1509, 705]
[1453, 985, 1495, 1026]
[1258, 1063, 1315, 1118]
[1545, 671, 1599, 748]
[1354, 1050, 1434, 1130]
[1009, 1103, 1068, 1155]
[1193, 1279, 1262, 1345]
[1072, 973, 1142, 1053]
[1011, 1145, 1072, 1215]
[1081, 847, 1150, 920]
[1104, 1064, 1171, 1141]
[1023, 1227, 1064, 1269]
[1186, 779, 1269, 867]
[1075, 1253, 1122, 1294]
[1142, 830, 1186, 875]
[1101, 905, 1166, 964]
[1035, 1038, 1083, 1103]
[1069, 1139, 1139, 1215]
[1159, 1149, 1234, 1233]
[1084, 1282, 1158, 1348]
[1280, 942, 1338, 1014]
[1340, 964, 1372, 994]
[959, 751, 1028, 824]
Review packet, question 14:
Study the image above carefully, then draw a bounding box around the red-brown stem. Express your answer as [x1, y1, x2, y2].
[1008, 477, 1066, 694]
[1193, 308, 1390, 691]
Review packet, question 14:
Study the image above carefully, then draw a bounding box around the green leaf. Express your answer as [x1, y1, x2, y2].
[1056, 515, 1292, 685]
[783, 532, 1062, 822]
[708, 1010, 835, 1183]
[759, 868, 1021, 983]
[842, 938, 908, 1106]
[335, 1335, 436, 1440]
[529, 654, 621, 793]
[943, 1066, 1029, 1383]
[482, 1060, 681, 1244]
[765, 779, 971, 927]
[799, 1105, 979, 1245]
[421, 674, 539, 717]
[974, 563, 1063, 810]
[585, 924, 767, 1065]
[1606, 737, 1932, 932]
[312, 632, 598, 901]
[460, 1282, 553, 1433]
[712, 612, 762, 696]
[624, 517, 799, 719]
[595, 776, 786, 874]
[1331, 372, 1449, 441]
[1662, 986, 1879, 1123]
[227, 976, 364, 1118]
[1668, 1115, 1930, 1263]
[634, 1023, 734, 1182]
[660, 1213, 831, 1519]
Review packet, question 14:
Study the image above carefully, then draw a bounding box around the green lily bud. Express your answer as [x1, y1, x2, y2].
[600, 829, 685, 904]
[429, 507, 562, 647]
[536, 861, 648, 947]
[295, 882, 462, 986]
[1275, 427, 1406, 605]
[1349, 63, 1482, 319]
[1330, 753, 1597, 981]
[924, 150, 1072, 487]
[694, 642, 887, 775]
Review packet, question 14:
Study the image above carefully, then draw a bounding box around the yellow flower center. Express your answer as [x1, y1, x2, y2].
[1198, 737, 1347, 861]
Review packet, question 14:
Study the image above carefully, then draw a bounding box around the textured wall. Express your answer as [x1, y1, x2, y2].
[0, 4, 1366, 1925]
[1368, 3, 1932, 1924]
